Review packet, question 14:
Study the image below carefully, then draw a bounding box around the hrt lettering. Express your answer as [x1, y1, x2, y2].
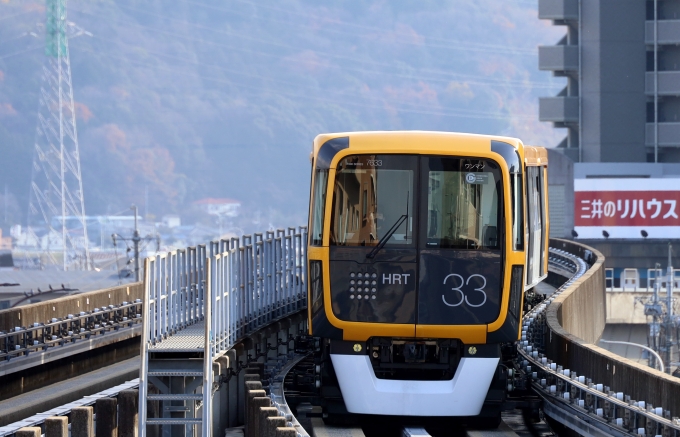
[382, 273, 410, 285]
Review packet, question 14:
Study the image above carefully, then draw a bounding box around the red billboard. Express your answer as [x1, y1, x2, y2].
[574, 179, 680, 239]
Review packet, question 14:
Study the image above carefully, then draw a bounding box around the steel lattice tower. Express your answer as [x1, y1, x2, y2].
[26, 0, 90, 270]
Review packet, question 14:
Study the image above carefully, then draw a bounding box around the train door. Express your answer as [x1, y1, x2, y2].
[415, 156, 505, 329]
[328, 154, 418, 331]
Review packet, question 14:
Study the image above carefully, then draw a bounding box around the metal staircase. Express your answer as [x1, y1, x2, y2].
[138, 229, 307, 437]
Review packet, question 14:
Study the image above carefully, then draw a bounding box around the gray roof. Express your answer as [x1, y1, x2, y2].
[0, 269, 133, 297]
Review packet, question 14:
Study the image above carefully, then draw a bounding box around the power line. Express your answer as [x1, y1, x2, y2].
[68, 7, 560, 92]
[222, 0, 540, 54]
[75, 46, 536, 121]
[0, 45, 43, 60]
[119, 0, 537, 56]
[68, 5, 556, 88]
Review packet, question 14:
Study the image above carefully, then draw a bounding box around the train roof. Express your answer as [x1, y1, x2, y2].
[312, 131, 547, 165]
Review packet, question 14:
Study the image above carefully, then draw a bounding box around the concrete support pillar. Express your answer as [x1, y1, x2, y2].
[250, 397, 271, 437]
[71, 406, 94, 437]
[146, 386, 160, 437]
[275, 428, 297, 437]
[225, 349, 239, 428]
[234, 345, 246, 424]
[216, 356, 230, 433]
[244, 389, 266, 437]
[243, 378, 262, 436]
[96, 397, 118, 437]
[258, 407, 279, 437]
[248, 361, 264, 379]
[16, 428, 41, 437]
[45, 417, 68, 437]
[264, 417, 287, 437]
[118, 390, 138, 437]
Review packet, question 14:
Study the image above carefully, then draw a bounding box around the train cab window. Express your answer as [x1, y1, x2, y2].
[330, 155, 415, 247]
[310, 169, 329, 246]
[423, 157, 502, 250]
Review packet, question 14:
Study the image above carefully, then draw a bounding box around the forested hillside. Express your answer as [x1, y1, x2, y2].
[0, 0, 564, 232]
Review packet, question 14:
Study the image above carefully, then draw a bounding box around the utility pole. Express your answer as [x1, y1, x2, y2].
[111, 206, 159, 282]
[26, 0, 91, 270]
[132, 204, 141, 282]
[641, 244, 678, 374]
[643, 263, 663, 370]
[663, 243, 674, 373]
[3, 184, 7, 224]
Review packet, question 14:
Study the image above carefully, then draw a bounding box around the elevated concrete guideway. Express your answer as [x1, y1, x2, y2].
[0, 358, 138, 427]
[4, 233, 680, 437]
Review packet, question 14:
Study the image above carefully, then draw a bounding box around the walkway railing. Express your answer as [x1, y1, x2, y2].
[139, 227, 307, 437]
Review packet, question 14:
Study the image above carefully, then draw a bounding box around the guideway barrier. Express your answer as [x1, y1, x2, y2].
[521, 239, 680, 436]
[0, 283, 143, 367]
[12, 232, 680, 437]
[0, 300, 142, 362]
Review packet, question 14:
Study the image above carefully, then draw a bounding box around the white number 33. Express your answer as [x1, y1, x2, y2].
[441, 274, 487, 307]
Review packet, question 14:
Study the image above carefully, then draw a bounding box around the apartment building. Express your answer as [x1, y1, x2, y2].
[538, 0, 680, 163]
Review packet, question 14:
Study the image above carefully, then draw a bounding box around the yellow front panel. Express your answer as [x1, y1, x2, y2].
[309, 131, 529, 343]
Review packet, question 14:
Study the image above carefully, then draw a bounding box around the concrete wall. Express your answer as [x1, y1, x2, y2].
[549, 238, 607, 343]
[605, 291, 680, 324]
[0, 282, 143, 332]
[546, 239, 680, 416]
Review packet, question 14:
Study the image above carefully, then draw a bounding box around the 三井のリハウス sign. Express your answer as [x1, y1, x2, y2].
[574, 179, 680, 239]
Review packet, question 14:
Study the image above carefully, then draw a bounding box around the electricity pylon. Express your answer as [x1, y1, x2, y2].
[26, 0, 91, 270]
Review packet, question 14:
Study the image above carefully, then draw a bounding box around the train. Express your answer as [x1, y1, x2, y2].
[305, 131, 549, 426]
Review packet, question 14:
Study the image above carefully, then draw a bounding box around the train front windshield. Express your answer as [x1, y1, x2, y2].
[330, 155, 502, 250]
[331, 155, 415, 247]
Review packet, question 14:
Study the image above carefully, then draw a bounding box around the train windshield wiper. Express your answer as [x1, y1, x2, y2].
[366, 214, 407, 259]
[366, 191, 409, 259]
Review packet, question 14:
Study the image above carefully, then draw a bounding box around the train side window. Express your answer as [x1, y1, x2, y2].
[511, 172, 524, 251]
[539, 167, 547, 276]
[310, 169, 329, 246]
[491, 140, 522, 251]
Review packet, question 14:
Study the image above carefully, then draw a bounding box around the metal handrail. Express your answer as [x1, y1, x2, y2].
[139, 226, 308, 437]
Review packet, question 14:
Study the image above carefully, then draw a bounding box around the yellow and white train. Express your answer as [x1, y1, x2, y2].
[306, 131, 549, 424]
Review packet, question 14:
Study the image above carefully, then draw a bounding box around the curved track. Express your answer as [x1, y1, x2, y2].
[5, 242, 677, 437]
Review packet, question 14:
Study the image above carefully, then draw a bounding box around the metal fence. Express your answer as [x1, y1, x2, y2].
[145, 244, 207, 346]
[139, 227, 307, 437]
[207, 229, 307, 355]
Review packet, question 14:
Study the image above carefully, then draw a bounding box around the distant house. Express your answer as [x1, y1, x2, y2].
[0, 229, 11, 250]
[0, 250, 13, 269]
[162, 215, 181, 228]
[193, 198, 241, 218]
